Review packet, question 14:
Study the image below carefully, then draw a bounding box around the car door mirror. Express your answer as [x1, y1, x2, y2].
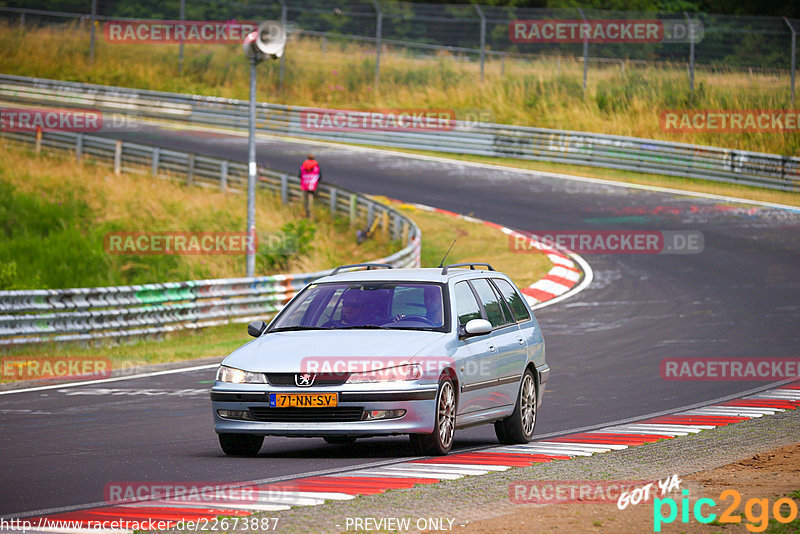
[247, 320, 268, 337]
[463, 318, 492, 337]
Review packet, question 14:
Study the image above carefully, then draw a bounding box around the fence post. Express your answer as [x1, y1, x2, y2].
[279, 0, 287, 88]
[321, 35, 327, 53]
[329, 187, 337, 215]
[370, 0, 382, 91]
[186, 154, 195, 186]
[114, 140, 122, 175]
[89, 0, 97, 65]
[35, 127, 42, 155]
[786, 18, 797, 107]
[280, 174, 288, 204]
[178, 0, 186, 74]
[75, 133, 83, 162]
[349, 194, 357, 225]
[151, 147, 160, 176]
[220, 160, 228, 191]
[20, 12, 25, 30]
[578, 8, 588, 95]
[685, 12, 695, 98]
[474, 5, 486, 83]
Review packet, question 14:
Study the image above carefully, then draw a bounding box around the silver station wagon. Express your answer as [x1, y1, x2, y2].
[211, 263, 548, 456]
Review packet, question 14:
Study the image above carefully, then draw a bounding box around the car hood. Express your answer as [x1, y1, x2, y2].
[222, 329, 445, 373]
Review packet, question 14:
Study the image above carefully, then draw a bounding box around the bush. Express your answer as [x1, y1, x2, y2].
[257, 220, 317, 272]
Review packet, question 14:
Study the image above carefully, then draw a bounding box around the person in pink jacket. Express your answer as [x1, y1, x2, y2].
[299, 154, 322, 219]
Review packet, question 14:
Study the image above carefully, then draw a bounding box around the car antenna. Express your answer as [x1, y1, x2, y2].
[437, 239, 457, 268]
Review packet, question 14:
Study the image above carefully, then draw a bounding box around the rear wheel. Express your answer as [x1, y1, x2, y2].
[218, 433, 264, 456]
[410, 377, 456, 456]
[494, 369, 537, 444]
[323, 436, 357, 444]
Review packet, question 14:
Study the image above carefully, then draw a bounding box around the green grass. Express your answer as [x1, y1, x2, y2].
[0, 22, 796, 157]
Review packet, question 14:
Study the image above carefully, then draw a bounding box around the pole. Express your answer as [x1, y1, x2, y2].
[179, 0, 186, 74]
[474, 5, 486, 83]
[246, 56, 258, 277]
[371, 0, 382, 91]
[685, 12, 695, 97]
[279, 0, 287, 88]
[786, 18, 797, 107]
[578, 8, 588, 95]
[89, 0, 97, 65]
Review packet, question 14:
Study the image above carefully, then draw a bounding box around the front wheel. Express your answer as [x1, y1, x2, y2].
[410, 377, 456, 456]
[494, 369, 537, 444]
[218, 433, 264, 456]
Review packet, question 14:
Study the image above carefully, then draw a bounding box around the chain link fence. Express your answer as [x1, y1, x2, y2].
[1, 1, 798, 101]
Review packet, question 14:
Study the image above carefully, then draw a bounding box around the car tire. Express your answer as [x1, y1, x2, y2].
[218, 433, 264, 456]
[409, 376, 456, 456]
[494, 369, 537, 445]
[323, 436, 357, 444]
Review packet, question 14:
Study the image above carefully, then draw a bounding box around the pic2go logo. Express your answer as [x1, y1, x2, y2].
[654, 489, 799, 532]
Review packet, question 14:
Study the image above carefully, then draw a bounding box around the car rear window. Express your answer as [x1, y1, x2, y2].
[492, 278, 531, 323]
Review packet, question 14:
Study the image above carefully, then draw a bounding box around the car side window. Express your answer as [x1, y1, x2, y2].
[470, 278, 512, 328]
[454, 281, 482, 326]
[492, 279, 531, 323]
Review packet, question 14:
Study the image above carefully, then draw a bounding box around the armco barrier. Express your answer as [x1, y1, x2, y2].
[0, 129, 421, 346]
[0, 74, 798, 191]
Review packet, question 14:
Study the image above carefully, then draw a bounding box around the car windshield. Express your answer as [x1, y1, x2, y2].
[270, 282, 445, 331]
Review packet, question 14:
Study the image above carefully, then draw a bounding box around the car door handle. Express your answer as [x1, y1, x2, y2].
[518, 337, 525, 345]
[488, 344, 497, 353]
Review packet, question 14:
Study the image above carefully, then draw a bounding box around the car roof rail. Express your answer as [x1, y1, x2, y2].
[441, 262, 495, 275]
[331, 263, 394, 275]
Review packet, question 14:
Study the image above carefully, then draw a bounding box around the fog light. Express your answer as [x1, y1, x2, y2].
[217, 409, 254, 420]
[362, 409, 406, 421]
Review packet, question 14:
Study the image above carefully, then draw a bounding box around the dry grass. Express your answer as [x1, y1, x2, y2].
[0, 23, 796, 156]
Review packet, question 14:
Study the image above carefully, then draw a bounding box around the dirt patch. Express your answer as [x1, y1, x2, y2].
[460, 443, 800, 534]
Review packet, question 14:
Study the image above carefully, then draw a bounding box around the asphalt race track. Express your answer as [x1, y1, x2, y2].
[2, 124, 799, 517]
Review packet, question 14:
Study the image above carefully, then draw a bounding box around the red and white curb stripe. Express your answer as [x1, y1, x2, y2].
[380, 199, 592, 309]
[18, 381, 799, 533]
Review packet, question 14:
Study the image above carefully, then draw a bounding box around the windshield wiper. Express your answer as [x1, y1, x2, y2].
[270, 326, 328, 332]
[335, 324, 390, 330]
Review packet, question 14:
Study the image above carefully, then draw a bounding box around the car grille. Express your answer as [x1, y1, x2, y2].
[248, 407, 364, 422]
[265, 373, 349, 387]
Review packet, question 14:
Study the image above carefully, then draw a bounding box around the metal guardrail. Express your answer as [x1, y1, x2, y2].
[1, 74, 797, 192]
[0, 128, 421, 346]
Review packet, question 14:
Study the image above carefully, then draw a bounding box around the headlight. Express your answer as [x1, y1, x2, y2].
[345, 363, 422, 384]
[216, 365, 266, 384]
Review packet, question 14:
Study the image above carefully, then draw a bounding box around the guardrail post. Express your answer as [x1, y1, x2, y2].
[89, 0, 97, 65]
[20, 12, 25, 30]
[178, 0, 186, 74]
[370, 0, 382, 92]
[280, 174, 288, 205]
[367, 202, 375, 228]
[381, 209, 389, 237]
[151, 147, 160, 176]
[786, 18, 797, 107]
[114, 140, 122, 175]
[474, 5, 486, 83]
[76, 133, 83, 163]
[349, 194, 357, 225]
[685, 12, 695, 97]
[578, 8, 588, 95]
[401, 220, 409, 245]
[392, 213, 400, 241]
[329, 187, 338, 215]
[35, 127, 42, 155]
[220, 160, 228, 191]
[186, 154, 195, 186]
[321, 35, 327, 53]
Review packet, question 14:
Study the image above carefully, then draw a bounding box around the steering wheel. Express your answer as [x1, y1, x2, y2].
[393, 314, 437, 326]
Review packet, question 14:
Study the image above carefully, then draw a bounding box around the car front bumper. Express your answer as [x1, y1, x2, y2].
[211, 383, 438, 436]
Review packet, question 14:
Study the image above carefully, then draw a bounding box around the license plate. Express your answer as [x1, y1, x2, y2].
[269, 393, 338, 408]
